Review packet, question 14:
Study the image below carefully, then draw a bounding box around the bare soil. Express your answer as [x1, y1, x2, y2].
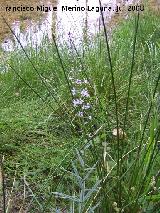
[0, 0, 57, 41]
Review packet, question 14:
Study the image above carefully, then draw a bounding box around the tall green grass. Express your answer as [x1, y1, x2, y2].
[0, 5, 160, 213]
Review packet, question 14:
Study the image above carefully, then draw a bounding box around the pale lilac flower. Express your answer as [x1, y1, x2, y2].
[84, 79, 89, 84]
[81, 88, 90, 97]
[72, 99, 84, 107]
[71, 87, 76, 95]
[77, 111, 83, 117]
[82, 103, 91, 109]
[75, 79, 82, 84]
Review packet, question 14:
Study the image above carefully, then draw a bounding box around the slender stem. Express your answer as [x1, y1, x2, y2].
[98, 0, 120, 207]
[2, 17, 60, 105]
[0, 156, 6, 213]
[123, 12, 139, 131]
[52, 34, 74, 100]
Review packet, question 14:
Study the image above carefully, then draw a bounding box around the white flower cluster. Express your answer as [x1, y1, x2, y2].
[68, 69, 92, 121]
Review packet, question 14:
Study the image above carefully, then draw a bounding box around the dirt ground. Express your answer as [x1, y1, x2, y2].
[0, 0, 159, 43]
[0, 0, 57, 41]
[149, 0, 160, 12]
